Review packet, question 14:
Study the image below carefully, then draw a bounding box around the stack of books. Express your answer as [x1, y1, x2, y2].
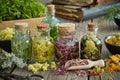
[52, 0, 117, 21]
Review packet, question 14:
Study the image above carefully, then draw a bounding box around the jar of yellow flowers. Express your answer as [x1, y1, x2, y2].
[80, 22, 102, 60]
[32, 23, 55, 63]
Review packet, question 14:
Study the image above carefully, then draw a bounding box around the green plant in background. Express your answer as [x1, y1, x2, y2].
[0, 0, 46, 22]
[98, 5, 120, 23]
[104, 5, 120, 21]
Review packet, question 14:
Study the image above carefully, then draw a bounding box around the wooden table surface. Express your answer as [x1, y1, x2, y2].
[1, 1, 120, 80]
[2, 18, 119, 80]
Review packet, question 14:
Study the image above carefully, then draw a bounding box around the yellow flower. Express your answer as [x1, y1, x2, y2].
[33, 62, 43, 70]
[50, 62, 57, 69]
[0, 27, 14, 40]
[110, 55, 119, 63]
[42, 62, 49, 71]
[28, 64, 38, 74]
[84, 40, 98, 53]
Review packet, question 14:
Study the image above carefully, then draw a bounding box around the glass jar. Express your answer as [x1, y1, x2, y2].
[55, 23, 79, 65]
[32, 23, 55, 63]
[42, 5, 59, 41]
[80, 22, 102, 60]
[11, 22, 32, 63]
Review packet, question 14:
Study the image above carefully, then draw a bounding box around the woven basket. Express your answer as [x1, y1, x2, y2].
[0, 16, 45, 36]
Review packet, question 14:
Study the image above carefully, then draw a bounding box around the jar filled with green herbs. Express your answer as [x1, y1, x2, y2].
[55, 23, 79, 65]
[32, 23, 55, 63]
[42, 5, 59, 41]
[80, 22, 102, 60]
[11, 22, 32, 63]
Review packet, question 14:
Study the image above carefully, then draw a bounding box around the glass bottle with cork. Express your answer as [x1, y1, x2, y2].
[32, 23, 55, 63]
[11, 22, 32, 63]
[42, 4, 59, 42]
[80, 22, 102, 60]
[55, 23, 79, 65]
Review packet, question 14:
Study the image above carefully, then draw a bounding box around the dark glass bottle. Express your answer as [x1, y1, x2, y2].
[11, 22, 32, 63]
[80, 22, 102, 60]
[32, 23, 55, 63]
[42, 5, 59, 41]
[55, 23, 79, 65]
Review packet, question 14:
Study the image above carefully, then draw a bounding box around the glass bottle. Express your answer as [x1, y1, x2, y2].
[11, 22, 32, 63]
[42, 5, 59, 41]
[55, 23, 79, 65]
[80, 22, 102, 60]
[32, 23, 55, 63]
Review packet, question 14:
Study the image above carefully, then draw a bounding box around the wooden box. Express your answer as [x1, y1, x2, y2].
[0, 17, 45, 36]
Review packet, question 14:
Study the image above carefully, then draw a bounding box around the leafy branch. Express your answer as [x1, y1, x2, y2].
[0, 0, 46, 22]
[103, 5, 120, 21]
[98, 5, 120, 23]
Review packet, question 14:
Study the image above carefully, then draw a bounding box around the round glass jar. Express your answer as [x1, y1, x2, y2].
[11, 22, 32, 63]
[55, 23, 79, 65]
[80, 22, 102, 60]
[32, 23, 55, 63]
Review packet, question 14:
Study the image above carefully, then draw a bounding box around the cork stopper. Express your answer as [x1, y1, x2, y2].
[58, 23, 75, 36]
[47, 5, 55, 16]
[37, 23, 49, 32]
[14, 22, 28, 29]
[87, 22, 97, 31]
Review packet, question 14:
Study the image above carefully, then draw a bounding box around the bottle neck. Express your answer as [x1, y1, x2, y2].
[37, 29, 49, 38]
[86, 27, 98, 40]
[15, 27, 29, 35]
[46, 8, 55, 17]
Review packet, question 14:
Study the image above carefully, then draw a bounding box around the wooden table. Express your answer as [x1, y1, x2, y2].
[2, 18, 120, 80]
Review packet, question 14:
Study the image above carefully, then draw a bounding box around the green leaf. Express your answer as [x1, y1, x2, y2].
[103, 5, 120, 20]
[0, 0, 45, 22]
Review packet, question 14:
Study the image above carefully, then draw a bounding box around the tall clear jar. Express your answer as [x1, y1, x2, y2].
[11, 22, 32, 63]
[80, 22, 102, 60]
[32, 23, 55, 63]
[55, 23, 79, 65]
[42, 5, 59, 41]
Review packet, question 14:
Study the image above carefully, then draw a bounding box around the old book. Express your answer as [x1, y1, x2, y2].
[54, 0, 120, 21]
[55, 5, 83, 21]
[53, 0, 95, 6]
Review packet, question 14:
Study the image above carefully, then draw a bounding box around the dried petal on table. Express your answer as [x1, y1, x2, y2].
[74, 70, 88, 76]
[54, 66, 67, 75]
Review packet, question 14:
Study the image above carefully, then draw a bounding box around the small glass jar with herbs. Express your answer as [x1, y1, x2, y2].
[11, 22, 32, 63]
[32, 23, 55, 63]
[42, 5, 59, 41]
[55, 23, 79, 65]
[80, 22, 102, 60]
